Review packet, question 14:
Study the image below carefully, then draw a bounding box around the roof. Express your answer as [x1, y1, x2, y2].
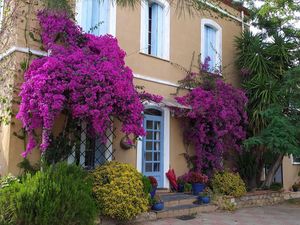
[220, 0, 250, 16]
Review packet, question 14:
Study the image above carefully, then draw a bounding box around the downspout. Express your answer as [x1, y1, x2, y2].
[241, 10, 245, 32]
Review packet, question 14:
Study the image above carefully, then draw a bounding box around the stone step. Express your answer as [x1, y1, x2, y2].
[159, 193, 198, 207]
[155, 203, 218, 219]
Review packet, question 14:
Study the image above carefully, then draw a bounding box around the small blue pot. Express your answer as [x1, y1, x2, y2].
[192, 183, 205, 195]
[152, 202, 164, 211]
[202, 196, 210, 204]
[178, 184, 184, 192]
[150, 186, 157, 198]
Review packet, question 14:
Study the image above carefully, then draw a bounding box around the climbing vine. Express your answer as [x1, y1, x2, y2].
[17, 9, 161, 157]
[172, 57, 248, 173]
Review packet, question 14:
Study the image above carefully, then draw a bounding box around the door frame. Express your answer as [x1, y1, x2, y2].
[137, 105, 170, 189]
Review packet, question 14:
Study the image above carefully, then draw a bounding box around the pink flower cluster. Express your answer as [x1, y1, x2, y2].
[17, 10, 161, 157]
[174, 78, 248, 172]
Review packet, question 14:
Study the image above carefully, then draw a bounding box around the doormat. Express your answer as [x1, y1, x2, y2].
[177, 215, 196, 221]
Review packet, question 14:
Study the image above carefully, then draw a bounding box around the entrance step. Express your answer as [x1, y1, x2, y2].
[159, 193, 198, 207]
[155, 203, 218, 219]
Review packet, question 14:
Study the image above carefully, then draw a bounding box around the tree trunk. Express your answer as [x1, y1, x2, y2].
[262, 153, 284, 188]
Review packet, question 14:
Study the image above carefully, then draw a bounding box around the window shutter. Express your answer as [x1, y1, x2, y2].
[151, 3, 163, 58]
[204, 25, 217, 70]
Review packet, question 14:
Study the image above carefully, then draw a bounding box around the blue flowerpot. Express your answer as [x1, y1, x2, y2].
[197, 195, 202, 203]
[192, 183, 205, 195]
[152, 202, 164, 211]
[202, 196, 210, 204]
[178, 184, 184, 193]
[150, 186, 157, 198]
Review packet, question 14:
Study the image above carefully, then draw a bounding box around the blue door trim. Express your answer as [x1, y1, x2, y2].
[142, 112, 164, 187]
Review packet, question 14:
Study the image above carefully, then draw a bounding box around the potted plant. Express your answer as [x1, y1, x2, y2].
[148, 176, 158, 198]
[151, 195, 164, 211]
[177, 176, 185, 193]
[198, 187, 212, 204]
[187, 171, 208, 195]
[184, 183, 192, 193]
[292, 182, 300, 192]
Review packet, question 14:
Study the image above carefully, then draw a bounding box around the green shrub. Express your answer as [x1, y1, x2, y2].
[0, 174, 20, 189]
[269, 182, 283, 191]
[212, 171, 246, 198]
[0, 181, 21, 225]
[0, 163, 97, 225]
[92, 161, 148, 221]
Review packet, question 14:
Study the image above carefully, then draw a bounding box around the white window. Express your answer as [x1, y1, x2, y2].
[201, 19, 222, 72]
[140, 0, 170, 60]
[291, 155, 300, 165]
[0, 0, 4, 29]
[76, 0, 116, 36]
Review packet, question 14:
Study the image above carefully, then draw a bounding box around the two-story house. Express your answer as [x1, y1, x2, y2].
[0, 0, 298, 190]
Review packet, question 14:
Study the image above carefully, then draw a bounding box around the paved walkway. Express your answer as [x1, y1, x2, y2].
[140, 204, 300, 225]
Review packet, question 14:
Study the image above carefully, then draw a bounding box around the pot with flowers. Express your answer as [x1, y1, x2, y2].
[151, 195, 164, 211]
[148, 176, 158, 198]
[187, 171, 208, 196]
[198, 187, 212, 204]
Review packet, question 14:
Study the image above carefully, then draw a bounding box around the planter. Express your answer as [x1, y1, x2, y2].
[150, 186, 157, 198]
[202, 196, 210, 204]
[292, 186, 299, 192]
[178, 184, 184, 193]
[192, 183, 205, 195]
[152, 202, 164, 211]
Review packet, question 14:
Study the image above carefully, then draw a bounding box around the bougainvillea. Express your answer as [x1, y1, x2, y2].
[17, 10, 161, 157]
[173, 59, 248, 172]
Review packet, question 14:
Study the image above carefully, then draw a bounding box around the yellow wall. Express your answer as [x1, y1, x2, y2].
[0, 0, 244, 180]
[282, 156, 300, 190]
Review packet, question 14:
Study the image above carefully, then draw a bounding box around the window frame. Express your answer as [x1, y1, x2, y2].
[291, 155, 300, 165]
[201, 19, 222, 72]
[75, 0, 116, 36]
[140, 0, 170, 60]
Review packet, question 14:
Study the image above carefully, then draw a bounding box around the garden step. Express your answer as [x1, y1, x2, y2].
[159, 193, 198, 207]
[155, 203, 218, 219]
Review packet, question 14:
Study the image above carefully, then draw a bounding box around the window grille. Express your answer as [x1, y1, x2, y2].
[67, 121, 115, 170]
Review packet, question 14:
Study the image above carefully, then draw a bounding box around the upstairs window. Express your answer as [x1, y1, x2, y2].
[201, 19, 222, 72]
[76, 0, 116, 36]
[141, 0, 170, 60]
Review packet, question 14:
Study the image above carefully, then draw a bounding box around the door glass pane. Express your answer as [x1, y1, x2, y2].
[146, 120, 153, 129]
[154, 131, 160, 140]
[154, 163, 160, 172]
[154, 152, 160, 161]
[154, 121, 160, 130]
[146, 152, 152, 161]
[154, 142, 160, 151]
[146, 141, 153, 150]
[146, 131, 153, 140]
[145, 163, 152, 172]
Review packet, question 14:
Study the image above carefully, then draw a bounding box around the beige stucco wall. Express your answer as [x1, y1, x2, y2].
[282, 156, 300, 190]
[1, 0, 245, 179]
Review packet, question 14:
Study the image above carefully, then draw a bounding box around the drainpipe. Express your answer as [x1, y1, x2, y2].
[241, 10, 245, 32]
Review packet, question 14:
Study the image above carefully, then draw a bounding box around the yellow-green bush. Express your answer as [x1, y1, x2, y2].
[212, 171, 246, 198]
[92, 162, 148, 221]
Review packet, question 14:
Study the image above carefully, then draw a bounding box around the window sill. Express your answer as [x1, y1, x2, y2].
[292, 162, 300, 165]
[139, 52, 170, 63]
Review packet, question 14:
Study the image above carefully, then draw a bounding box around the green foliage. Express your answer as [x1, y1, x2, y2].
[0, 181, 21, 225]
[184, 183, 192, 193]
[212, 171, 246, 198]
[235, 151, 259, 188]
[269, 182, 283, 191]
[0, 163, 97, 225]
[213, 196, 237, 211]
[142, 175, 151, 194]
[42, 0, 72, 15]
[17, 158, 40, 175]
[0, 174, 20, 189]
[92, 162, 148, 221]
